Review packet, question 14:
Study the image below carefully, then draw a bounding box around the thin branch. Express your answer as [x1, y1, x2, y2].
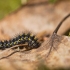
[53, 14, 70, 34]
[47, 14, 70, 57]
[0, 44, 27, 56]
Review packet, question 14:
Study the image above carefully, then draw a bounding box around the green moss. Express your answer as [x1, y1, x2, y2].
[0, 0, 21, 19]
[69, 32, 70, 36]
[37, 63, 50, 70]
[49, 0, 57, 3]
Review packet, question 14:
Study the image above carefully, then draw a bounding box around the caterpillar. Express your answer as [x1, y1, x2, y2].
[0, 33, 40, 50]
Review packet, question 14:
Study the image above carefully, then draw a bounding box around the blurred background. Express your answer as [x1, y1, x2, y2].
[0, 0, 70, 70]
[0, 0, 69, 38]
[0, 0, 59, 20]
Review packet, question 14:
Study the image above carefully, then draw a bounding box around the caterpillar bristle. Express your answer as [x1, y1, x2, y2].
[0, 33, 41, 50]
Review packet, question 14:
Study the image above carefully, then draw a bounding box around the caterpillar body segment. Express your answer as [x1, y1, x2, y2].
[0, 33, 40, 50]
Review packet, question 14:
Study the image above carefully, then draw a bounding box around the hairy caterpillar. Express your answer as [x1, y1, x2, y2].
[0, 33, 40, 50]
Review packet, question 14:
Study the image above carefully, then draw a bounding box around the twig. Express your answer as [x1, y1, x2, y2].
[47, 13, 70, 57]
[0, 44, 27, 57]
[53, 13, 70, 34]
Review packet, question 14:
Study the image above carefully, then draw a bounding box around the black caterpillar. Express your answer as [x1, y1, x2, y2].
[0, 33, 40, 50]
